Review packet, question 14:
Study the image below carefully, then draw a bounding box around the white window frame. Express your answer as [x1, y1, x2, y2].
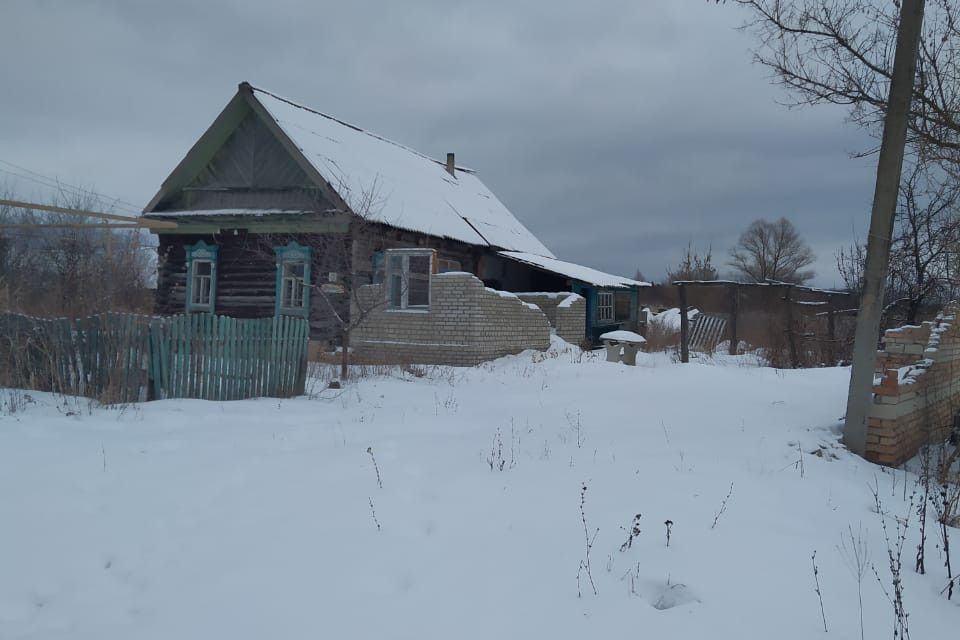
[191, 259, 214, 307]
[280, 261, 306, 309]
[185, 240, 217, 313]
[597, 291, 614, 323]
[385, 248, 434, 310]
[274, 242, 312, 317]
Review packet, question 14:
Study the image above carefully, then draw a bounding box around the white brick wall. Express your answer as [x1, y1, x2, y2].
[353, 273, 551, 366]
[516, 292, 586, 345]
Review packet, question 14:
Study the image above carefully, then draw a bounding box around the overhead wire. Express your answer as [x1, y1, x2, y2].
[0, 159, 145, 216]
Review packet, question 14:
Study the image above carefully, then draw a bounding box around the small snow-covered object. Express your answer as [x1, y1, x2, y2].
[600, 330, 646, 365]
[599, 330, 646, 344]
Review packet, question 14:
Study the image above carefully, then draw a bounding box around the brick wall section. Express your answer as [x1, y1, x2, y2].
[353, 272, 551, 366]
[866, 304, 960, 465]
[515, 292, 586, 345]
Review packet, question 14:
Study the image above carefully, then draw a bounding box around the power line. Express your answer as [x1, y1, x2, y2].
[0, 159, 145, 215]
[0, 159, 145, 211]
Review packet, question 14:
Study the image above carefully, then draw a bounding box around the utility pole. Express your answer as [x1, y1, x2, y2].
[844, 0, 926, 456]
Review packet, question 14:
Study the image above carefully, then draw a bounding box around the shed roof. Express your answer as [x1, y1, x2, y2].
[498, 251, 649, 289]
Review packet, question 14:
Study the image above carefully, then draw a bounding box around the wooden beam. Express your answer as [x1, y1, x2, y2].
[0, 223, 146, 229]
[0, 198, 177, 229]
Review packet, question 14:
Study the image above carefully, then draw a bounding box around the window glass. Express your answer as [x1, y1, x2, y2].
[409, 255, 430, 276]
[597, 292, 614, 323]
[191, 259, 213, 306]
[280, 260, 306, 308]
[408, 277, 430, 306]
[389, 273, 403, 307]
[385, 249, 433, 309]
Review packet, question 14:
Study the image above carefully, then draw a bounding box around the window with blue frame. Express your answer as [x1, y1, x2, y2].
[275, 242, 312, 316]
[185, 241, 218, 313]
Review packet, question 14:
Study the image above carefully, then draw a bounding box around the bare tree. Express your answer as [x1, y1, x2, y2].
[256, 182, 406, 382]
[729, 0, 960, 174]
[0, 189, 152, 316]
[729, 217, 816, 283]
[666, 242, 719, 283]
[837, 159, 960, 323]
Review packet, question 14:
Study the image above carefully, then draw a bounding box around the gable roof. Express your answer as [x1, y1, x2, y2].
[145, 83, 554, 258]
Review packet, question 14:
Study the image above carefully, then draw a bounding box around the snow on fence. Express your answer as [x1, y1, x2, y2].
[0, 312, 308, 403]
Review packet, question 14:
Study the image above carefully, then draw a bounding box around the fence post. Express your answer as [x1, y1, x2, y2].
[728, 284, 739, 356]
[784, 285, 799, 369]
[678, 283, 690, 364]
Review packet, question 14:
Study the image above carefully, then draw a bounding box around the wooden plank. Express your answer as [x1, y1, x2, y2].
[157, 317, 170, 400]
[254, 319, 265, 397]
[209, 313, 219, 400]
[218, 316, 229, 401]
[173, 315, 183, 398]
[0, 198, 178, 229]
[279, 316, 290, 396]
[148, 318, 160, 400]
[198, 313, 209, 400]
[234, 316, 244, 400]
[237, 318, 248, 399]
[190, 314, 200, 399]
[225, 316, 237, 401]
[268, 315, 280, 397]
[294, 318, 307, 395]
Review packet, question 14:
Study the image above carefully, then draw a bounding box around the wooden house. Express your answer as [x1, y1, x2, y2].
[144, 82, 646, 347]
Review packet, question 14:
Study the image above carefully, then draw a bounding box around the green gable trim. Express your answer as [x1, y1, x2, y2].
[153, 216, 350, 235]
[185, 240, 219, 313]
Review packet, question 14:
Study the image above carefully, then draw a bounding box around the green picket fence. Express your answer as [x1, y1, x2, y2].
[0, 312, 309, 403]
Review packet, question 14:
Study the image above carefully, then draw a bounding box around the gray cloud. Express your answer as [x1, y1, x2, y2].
[1, 0, 878, 286]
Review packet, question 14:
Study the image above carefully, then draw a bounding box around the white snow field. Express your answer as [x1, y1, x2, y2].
[1, 340, 957, 639]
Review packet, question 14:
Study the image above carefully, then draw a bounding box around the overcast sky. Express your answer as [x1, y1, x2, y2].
[1, 0, 880, 287]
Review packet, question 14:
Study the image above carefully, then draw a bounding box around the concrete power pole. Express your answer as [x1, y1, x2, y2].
[844, 0, 926, 456]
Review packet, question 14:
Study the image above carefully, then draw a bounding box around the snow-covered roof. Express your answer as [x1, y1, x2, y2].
[249, 86, 554, 257]
[498, 251, 649, 289]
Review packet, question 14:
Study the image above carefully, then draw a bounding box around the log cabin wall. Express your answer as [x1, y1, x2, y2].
[156, 221, 486, 345]
[156, 229, 351, 343]
[351, 222, 481, 281]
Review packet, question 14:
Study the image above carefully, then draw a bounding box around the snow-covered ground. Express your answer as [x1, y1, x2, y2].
[1, 340, 957, 639]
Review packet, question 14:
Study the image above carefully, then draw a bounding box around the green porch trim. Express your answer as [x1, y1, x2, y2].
[154, 217, 350, 235]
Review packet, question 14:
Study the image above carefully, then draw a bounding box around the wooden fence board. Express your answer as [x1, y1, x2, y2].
[0, 312, 308, 404]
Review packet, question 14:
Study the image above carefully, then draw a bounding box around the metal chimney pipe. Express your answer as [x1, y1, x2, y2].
[445, 152, 455, 176]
